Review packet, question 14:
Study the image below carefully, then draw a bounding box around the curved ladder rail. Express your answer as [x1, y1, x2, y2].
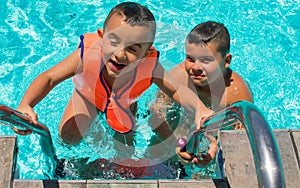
[200, 101, 285, 188]
[0, 105, 57, 174]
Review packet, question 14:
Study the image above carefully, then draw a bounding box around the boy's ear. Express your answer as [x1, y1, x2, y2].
[144, 48, 155, 57]
[224, 54, 232, 68]
[97, 28, 103, 37]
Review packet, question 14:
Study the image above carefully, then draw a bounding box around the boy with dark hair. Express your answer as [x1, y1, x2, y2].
[17, 2, 212, 147]
[150, 21, 253, 165]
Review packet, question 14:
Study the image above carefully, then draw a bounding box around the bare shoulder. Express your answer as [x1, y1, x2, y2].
[231, 71, 247, 84]
[169, 62, 188, 85]
[226, 71, 253, 103]
[170, 62, 185, 75]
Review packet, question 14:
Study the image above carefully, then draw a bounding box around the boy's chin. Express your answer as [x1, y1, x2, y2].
[192, 79, 208, 87]
[105, 66, 119, 78]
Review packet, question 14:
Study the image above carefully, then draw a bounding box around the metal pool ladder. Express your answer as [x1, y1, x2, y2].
[201, 100, 286, 188]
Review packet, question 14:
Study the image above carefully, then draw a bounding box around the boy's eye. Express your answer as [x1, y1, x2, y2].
[127, 44, 141, 53]
[200, 57, 214, 63]
[106, 33, 120, 47]
[128, 46, 137, 53]
[186, 56, 195, 62]
[109, 40, 118, 47]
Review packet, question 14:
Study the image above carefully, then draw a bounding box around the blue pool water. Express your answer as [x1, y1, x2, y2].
[0, 0, 299, 179]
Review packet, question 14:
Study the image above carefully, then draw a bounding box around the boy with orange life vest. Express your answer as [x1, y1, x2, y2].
[149, 21, 253, 167]
[16, 2, 213, 146]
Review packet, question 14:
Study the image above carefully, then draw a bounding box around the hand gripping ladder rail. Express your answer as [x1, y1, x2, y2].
[0, 105, 57, 176]
[191, 100, 285, 188]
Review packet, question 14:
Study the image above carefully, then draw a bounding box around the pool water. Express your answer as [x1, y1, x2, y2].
[0, 0, 299, 180]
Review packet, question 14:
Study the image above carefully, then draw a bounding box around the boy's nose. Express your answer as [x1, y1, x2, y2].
[192, 60, 203, 70]
[115, 48, 126, 61]
[192, 68, 203, 75]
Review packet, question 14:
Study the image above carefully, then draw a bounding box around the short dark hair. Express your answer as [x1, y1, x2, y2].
[187, 21, 230, 56]
[104, 2, 156, 44]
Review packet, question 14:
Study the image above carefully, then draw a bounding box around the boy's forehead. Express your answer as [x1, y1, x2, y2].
[104, 14, 154, 44]
[186, 41, 220, 56]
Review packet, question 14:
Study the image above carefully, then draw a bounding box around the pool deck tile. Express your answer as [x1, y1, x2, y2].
[291, 130, 300, 164]
[158, 179, 216, 188]
[13, 179, 218, 188]
[13, 180, 86, 188]
[0, 136, 17, 188]
[273, 130, 300, 188]
[87, 180, 157, 188]
[219, 130, 258, 187]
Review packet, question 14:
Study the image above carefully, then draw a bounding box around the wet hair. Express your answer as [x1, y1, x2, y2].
[187, 21, 230, 56]
[104, 2, 156, 44]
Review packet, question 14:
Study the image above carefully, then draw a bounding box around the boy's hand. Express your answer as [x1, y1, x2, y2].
[17, 105, 39, 125]
[194, 109, 214, 130]
[11, 127, 32, 135]
[192, 133, 218, 166]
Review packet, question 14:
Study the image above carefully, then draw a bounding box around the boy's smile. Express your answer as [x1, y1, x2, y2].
[102, 13, 154, 78]
[109, 58, 126, 71]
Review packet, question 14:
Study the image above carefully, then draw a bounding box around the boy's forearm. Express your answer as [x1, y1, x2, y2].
[19, 51, 79, 109]
[172, 85, 214, 130]
[19, 73, 55, 108]
[172, 84, 206, 114]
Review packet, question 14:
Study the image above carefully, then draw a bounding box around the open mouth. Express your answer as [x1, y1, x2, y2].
[109, 59, 126, 71]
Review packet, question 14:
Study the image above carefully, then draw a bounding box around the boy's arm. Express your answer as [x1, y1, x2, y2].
[152, 62, 213, 129]
[17, 49, 81, 124]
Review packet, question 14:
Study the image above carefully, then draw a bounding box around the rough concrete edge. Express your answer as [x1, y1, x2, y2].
[0, 136, 17, 188]
[289, 130, 300, 169]
[13, 179, 220, 188]
[218, 130, 258, 187]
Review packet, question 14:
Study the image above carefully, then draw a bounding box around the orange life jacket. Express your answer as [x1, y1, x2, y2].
[73, 29, 159, 133]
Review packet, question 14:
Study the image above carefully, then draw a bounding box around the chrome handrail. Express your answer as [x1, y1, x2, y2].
[0, 105, 57, 173]
[202, 100, 285, 188]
